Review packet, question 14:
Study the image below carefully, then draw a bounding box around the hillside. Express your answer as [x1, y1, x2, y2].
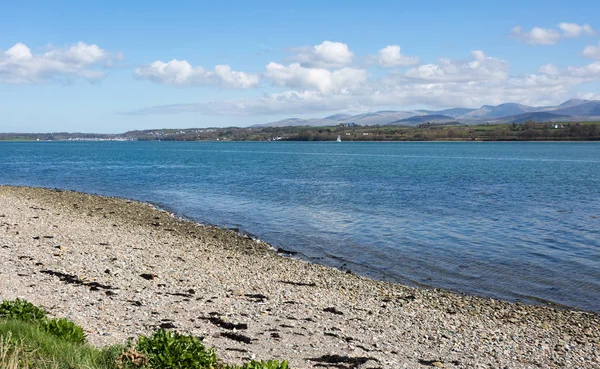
[386, 114, 456, 125]
[252, 99, 600, 127]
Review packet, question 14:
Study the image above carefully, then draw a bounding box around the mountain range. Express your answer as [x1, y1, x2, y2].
[252, 99, 600, 127]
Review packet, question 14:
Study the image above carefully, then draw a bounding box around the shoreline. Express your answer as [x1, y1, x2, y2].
[120, 199, 582, 314]
[13, 184, 591, 313]
[4, 183, 580, 312]
[1, 185, 599, 368]
[2, 139, 600, 143]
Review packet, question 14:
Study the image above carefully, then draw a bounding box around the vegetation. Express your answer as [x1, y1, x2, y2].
[0, 321, 120, 369]
[41, 318, 86, 345]
[127, 329, 217, 369]
[0, 299, 86, 345]
[0, 299, 289, 369]
[2, 121, 599, 142]
[0, 300, 47, 323]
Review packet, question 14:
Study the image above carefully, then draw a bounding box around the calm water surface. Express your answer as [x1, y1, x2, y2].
[1, 141, 599, 311]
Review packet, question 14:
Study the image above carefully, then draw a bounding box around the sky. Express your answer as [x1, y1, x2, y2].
[1, 0, 600, 133]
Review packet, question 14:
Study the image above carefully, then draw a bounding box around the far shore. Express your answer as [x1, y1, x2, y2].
[1, 186, 599, 368]
[1, 120, 600, 142]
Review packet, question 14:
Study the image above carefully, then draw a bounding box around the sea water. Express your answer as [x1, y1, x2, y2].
[1, 141, 599, 311]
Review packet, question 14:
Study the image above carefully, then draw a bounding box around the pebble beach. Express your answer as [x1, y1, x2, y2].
[1, 185, 598, 368]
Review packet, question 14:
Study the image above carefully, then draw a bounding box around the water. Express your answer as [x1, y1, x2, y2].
[1, 141, 599, 311]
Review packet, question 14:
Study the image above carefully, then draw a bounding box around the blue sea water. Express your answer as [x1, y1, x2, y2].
[1, 141, 599, 311]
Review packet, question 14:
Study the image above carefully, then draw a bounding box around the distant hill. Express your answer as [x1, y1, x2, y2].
[419, 108, 476, 118]
[551, 100, 600, 117]
[254, 118, 338, 127]
[324, 113, 352, 121]
[342, 111, 427, 126]
[458, 103, 536, 119]
[503, 112, 572, 124]
[386, 114, 455, 125]
[251, 99, 600, 128]
[555, 98, 590, 109]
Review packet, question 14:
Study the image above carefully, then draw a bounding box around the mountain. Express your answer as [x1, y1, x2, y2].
[419, 107, 476, 118]
[254, 117, 338, 127]
[386, 115, 456, 125]
[458, 103, 536, 119]
[324, 113, 352, 121]
[252, 111, 427, 127]
[349, 110, 427, 125]
[556, 98, 590, 109]
[252, 99, 600, 128]
[551, 100, 600, 117]
[502, 112, 572, 124]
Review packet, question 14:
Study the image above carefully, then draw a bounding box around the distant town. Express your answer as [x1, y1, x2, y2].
[2, 99, 600, 142]
[1, 120, 599, 142]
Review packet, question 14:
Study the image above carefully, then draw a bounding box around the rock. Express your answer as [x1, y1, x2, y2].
[159, 322, 176, 329]
[542, 321, 549, 329]
[323, 307, 344, 315]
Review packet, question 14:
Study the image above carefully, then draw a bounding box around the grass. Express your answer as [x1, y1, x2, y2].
[0, 320, 121, 369]
[0, 299, 289, 369]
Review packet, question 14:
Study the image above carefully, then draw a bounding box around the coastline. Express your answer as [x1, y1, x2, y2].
[1, 186, 598, 368]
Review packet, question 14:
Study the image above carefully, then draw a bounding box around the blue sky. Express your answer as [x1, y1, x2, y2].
[1, 0, 599, 133]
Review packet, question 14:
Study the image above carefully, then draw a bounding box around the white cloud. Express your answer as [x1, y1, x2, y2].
[264, 62, 366, 93]
[375, 45, 419, 67]
[45, 42, 108, 64]
[511, 23, 596, 45]
[538, 63, 560, 76]
[132, 49, 600, 117]
[0, 42, 114, 84]
[538, 61, 600, 81]
[5, 43, 32, 60]
[293, 41, 354, 67]
[214, 65, 260, 89]
[134, 59, 259, 88]
[558, 22, 595, 38]
[582, 42, 600, 59]
[578, 92, 600, 100]
[132, 74, 573, 117]
[514, 61, 600, 100]
[511, 26, 561, 45]
[564, 61, 600, 79]
[133, 90, 362, 116]
[405, 50, 508, 82]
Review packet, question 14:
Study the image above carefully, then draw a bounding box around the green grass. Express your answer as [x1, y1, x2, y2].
[0, 320, 122, 369]
[0, 299, 289, 369]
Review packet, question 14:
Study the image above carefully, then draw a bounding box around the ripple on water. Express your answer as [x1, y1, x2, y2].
[1, 141, 599, 311]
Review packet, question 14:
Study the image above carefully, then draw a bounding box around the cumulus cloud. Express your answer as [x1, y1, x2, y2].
[375, 45, 419, 67]
[264, 62, 366, 93]
[563, 61, 600, 79]
[134, 59, 259, 88]
[538, 63, 560, 76]
[0, 42, 115, 84]
[510, 26, 561, 45]
[133, 90, 364, 116]
[511, 23, 596, 45]
[132, 74, 572, 117]
[292, 41, 354, 67]
[558, 22, 595, 38]
[131, 48, 599, 117]
[405, 50, 508, 82]
[582, 42, 600, 59]
[538, 61, 600, 81]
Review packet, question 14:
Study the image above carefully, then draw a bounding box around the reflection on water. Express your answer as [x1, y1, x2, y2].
[1, 141, 599, 311]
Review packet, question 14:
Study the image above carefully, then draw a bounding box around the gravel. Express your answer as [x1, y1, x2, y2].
[1, 186, 598, 368]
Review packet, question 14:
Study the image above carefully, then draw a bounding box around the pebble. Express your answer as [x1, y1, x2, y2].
[1, 186, 599, 369]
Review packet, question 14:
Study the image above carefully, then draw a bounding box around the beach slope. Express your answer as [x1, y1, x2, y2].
[0, 186, 598, 368]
